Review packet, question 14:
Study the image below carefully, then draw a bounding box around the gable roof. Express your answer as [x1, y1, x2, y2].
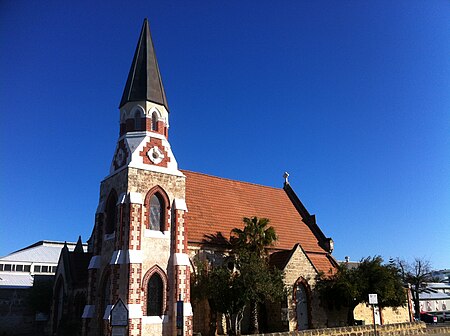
[182, 170, 336, 273]
[57, 240, 91, 289]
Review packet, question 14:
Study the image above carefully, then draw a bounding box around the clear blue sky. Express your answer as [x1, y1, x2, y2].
[1, 1, 449, 269]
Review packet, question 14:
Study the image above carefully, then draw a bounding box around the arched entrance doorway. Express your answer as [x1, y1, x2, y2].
[295, 280, 310, 330]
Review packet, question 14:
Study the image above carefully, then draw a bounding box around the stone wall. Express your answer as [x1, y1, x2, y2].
[248, 321, 434, 336]
[354, 303, 411, 325]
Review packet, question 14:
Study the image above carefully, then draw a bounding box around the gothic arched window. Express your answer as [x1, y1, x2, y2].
[105, 191, 118, 234]
[53, 279, 64, 333]
[149, 194, 163, 231]
[151, 112, 158, 131]
[147, 273, 163, 316]
[134, 111, 142, 131]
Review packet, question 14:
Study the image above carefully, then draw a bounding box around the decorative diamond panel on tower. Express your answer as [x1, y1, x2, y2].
[139, 138, 170, 167]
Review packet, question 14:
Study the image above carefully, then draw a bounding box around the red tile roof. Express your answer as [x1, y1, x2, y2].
[182, 170, 336, 273]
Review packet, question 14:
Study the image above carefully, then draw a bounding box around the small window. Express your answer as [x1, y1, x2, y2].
[150, 194, 163, 231]
[16, 265, 23, 272]
[151, 112, 158, 131]
[105, 191, 118, 234]
[4, 264, 11, 271]
[24, 265, 31, 272]
[52, 266, 57, 273]
[42, 266, 49, 273]
[0, 264, 4, 271]
[34, 265, 41, 273]
[147, 273, 163, 316]
[134, 111, 142, 130]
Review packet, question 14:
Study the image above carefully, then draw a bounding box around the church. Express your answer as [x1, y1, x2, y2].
[50, 19, 344, 336]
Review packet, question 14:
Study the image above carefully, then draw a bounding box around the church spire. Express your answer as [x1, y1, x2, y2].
[119, 18, 169, 110]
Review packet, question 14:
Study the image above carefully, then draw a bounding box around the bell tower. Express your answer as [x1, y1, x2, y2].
[83, 19, 192, 336]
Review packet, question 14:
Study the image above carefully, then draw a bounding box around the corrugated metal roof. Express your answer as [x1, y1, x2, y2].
[0, 241, 86, 263]
[428, 282, 450, 290]
[420, 291, 450, 300]
[0, 273, 33, 288]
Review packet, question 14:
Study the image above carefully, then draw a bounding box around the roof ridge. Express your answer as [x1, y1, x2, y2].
[181, 169, 282, 191]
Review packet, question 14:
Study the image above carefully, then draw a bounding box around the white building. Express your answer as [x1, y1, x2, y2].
[0, 240, 86, 287]
[0, 240, 86, 335]
[419, 282, 450, 313]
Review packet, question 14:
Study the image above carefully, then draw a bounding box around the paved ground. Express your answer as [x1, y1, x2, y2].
[424, 323, 450, 335]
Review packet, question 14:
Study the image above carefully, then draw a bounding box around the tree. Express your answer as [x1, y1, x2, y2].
[231, 217, 277, 257]
[316, 256, 406, 325]
[191, 217, 285, 335]
[394, 257, 432, 318]
[231, 217, 279, 334]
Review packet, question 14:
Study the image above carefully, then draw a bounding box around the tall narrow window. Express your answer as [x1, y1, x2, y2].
[134, 111, 142, 130]
[149, 194, 163, 231]
[147, 273, 163, 316]
[151, 112, 158, 131]
[105, 191, 118, 234]
[53, 280, 64, 334]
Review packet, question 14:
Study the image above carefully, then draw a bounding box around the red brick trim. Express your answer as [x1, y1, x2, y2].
[141, 265, 169, 316]
[139, 138, 170, 167]
[143, 186, 170, 231]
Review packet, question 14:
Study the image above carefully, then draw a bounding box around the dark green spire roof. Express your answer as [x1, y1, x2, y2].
[119, 19, 169, 110]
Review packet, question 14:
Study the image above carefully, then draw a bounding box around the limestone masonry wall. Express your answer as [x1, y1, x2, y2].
[354, 303, 411, 326]
[247, 322, 450, 336]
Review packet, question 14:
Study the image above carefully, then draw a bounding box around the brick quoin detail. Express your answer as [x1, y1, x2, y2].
[139, 138, 170, 167]
[129, 203, 142, 250]
[129, 318, 141, 336]
[94, 214, 104, 255]
[175, 210, 187, 254]
[172, 207, 192, 336]
[116, 203, 130, 250]
[112, 265, 121, 303]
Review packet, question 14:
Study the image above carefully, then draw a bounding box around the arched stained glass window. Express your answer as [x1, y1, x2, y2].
[150, 194, 163, 231]
[147, 273, 163, 316]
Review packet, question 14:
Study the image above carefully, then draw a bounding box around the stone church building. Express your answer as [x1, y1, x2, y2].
[49, 19, 367, 336]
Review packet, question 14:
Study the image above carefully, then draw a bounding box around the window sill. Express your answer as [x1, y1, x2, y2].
[144, 230, 169, 239]
[142, 315, 169, 325]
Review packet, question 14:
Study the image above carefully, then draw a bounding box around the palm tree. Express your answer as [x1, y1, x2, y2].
[231, 217, 278, 334]
[231, 217, 277, 256]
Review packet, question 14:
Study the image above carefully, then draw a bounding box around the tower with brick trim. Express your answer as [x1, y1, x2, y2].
[82, 19, 192, 336]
